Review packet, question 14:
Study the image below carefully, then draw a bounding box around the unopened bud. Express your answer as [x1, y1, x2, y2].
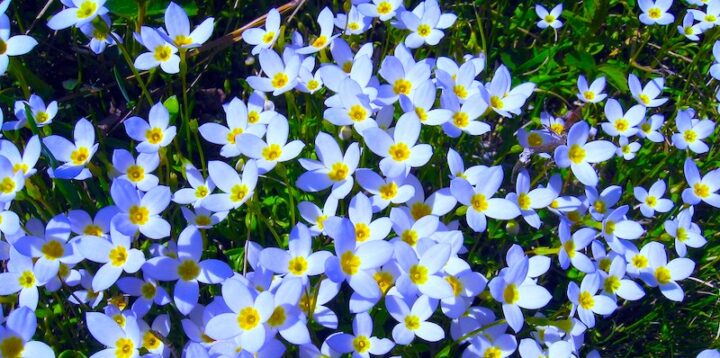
[339, 126, 353, 141]
[506, 220, 520, 235]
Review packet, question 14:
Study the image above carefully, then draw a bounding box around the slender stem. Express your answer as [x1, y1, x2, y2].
[108, 32, 154, 105]
[179, 49, 194, 160]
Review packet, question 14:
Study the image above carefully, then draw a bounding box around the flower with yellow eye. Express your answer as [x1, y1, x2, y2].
[347, 193, 392, 245]
[79, 15, 119, 54]
[112, 149, 159, 192]
[160, 2, 213, 49]
[386, 295, 444, 345]
[554, 121, 616, 186]
[247, 48, 301, 96]
[326, 312, 395, 356]
[297, 132, 359, 199]
[395, 241, 454, 299]
[138, 315, 170, 355]
[629, 74, 668, 108]
[378, 54, 431, 104]
[297, 62, 324, 94]
[5, 94, 57, 130]
[204, 159, 258, 212]
[68, 206, 118, 239]
[142, 226, 233, 315]
[0, 135, 41, 178]
[557, 222, 596, 273]
[671, 109, 715, 154]
[358, 0, 402, 21]
[335, 5, 371, 35]
[568, 274, 617, 328]
[297, 7, 336, 54]
[441, 92, 490, 138]
[400, 0, 455, 49]
[634, 180, 674, 218]
[0, 247, 48, 309]
[173, 164, 215, 208]
[117, 274, 170, 317]
[682, 157, 720, 208]
[356, 169, 415, 212]
[43, 117, 98, 180]
[110, 179, 171, 239]
[181, 206, 226, 229]
[199, 97, 267, 157]
[586, 185, 622, 221]
[664, 207, 707, 257]
[205, 277, 275, 352]
[576, 75, 607, 103]
[678, 12, 703, 41]
[535, 3, 563, 29]
[298, 196, 338, 236]
[324, 77, 378, 133]
[76, 225, 145, 291]
[0, 155, 24, 203]
[637, 114, 665, 142]
[0, 307, 54, 357]
[124, 102, 177, 153]
[485, 65, 535, 117]
[616, 136, 641, 160]
[14, 214, 83, 285]
[639, 0, 674, 25]
[48, 0, 108, 30]
[243, 8, 280, 54]
[86, 311, 141, 358]
[236, 116, 304, 173]
[134, 26, 180, 74]
[639, 242, 695, 302]
[599, 256, 645, 301]
[602, 205, 645, 255]
[363, 117, 432, 178]
[259, 223, 332, 285]
[450, 166, 521, 233]
[506, 169, 557, 229]
[601, 98, 646, 137]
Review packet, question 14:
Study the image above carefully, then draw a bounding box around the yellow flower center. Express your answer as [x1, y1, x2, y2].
[262, 32, 275, 44]
[230, 184, 248, 202]
[195, 215, 212, 226]
[237, 307, 261, 330]
[550, 123, 564, 135]
[109, 246, 128, 267]
[195, 185, 209, 198]
[579, 291, 594, 309]
[454, 85, 468, 99]
[141, 282, 157, 299]
[604, 275, 621, 293]
[641, 123, 651, 132]
[0, 39, 6, 55]
[355, 223, 370, 242]
[417, 24, 431, 37]
[312, 35, 328, 48]
[328, 162, 349, 181]
[226, 127, 243, 144]
[36, 111, 49, 123]
[645, 195, 657, 207]
[614, 118, 629, 132]
[248, 111, 260, 124]
[145, 127, 164, 144]
[18, 270, 36, 288]
[706, 14, 717, 22]
[605, 220, 616, 235]
[649, 7, 662, 19]
[567, 210, 581, 222]
[594, 200, 606, 214]
[404, 314, 421, 330]
[299, 293, 316, 315]
[527, 132, 543, 147]
[388, 143, 411, 161]
[452, 112, 469, 128]
[684, 26, 694, 35]
[342, 61, 353, 73]
[271, 72, 289, 89]
[568, 144, 586, 164]
[41, 240, 65, 260]
[655, 266, 672, 284]
[409, 264, 428, 285]
[287, 256, 308, 275]
[599, 257, 612, 272]
[129, 205, 149, 225]
[267, 306, 286, 327]
[517, 192, 531, 210]
[340, 251, 361, 275]
[177, 259, 200, 281]
[126, 165, 145, 183]
[677, 227, 688, 242]
[484, 347, 502, 358]
[0, 336, 24, 358]
[544, 14, 556, 23]
[307, 79, 319, 91]
[374, 271, 394, 295]
[348, 22, 360, 31]
[92, 29, 107, 40]
[84, 224, 104, 236]
[58, 263, 70, 278]
[503, 283, 519, 304]
[583, 91, 595, 100]
[115, 337, 135, 358]
[563, 240, 576, 258]
[12, 163, 28, 174]
[393, 79, 412, 95]
[262, 143, 283, 161]
[471, 193, 488, 212]
[639, 94, 650, 105]
[410, 202, 431, 220]
[379, 182, 398, 200]
[377, 1, 392, 15]
[347, 104, 368, 122]
[316, 215, 327, 230]
[113, 313, 126, 328]
[71, 146, 90, 165]
[683, 129, 697, 143]
[401, 229, 418, 246]
[632, 254, 648, 269]
[446, 275, 463, 297]
[174, 35, 193, 47]
[153, 45, 173, 62]
[76, 0, 97, 19]
[694, 182, 710, 198]
[490, 95, 503, 109]
[143, 331, 161, 350]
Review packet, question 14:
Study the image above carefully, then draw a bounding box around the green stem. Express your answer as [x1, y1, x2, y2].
[180, 49, 194, 160]
[108, 32, 153, 105]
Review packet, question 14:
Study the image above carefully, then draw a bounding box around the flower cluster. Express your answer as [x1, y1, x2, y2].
[0, 0, 716, 357]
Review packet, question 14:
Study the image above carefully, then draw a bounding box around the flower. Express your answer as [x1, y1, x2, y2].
[134, 26, 180, 73]
[243, 8, 280, 54]
[633, 180, 673, 218]
[690, 2, 720, 30]
[117, 274, 170, 317]
[236, 116, 304, 173]
[576, 75, 607, 103]
[395, 241, 454, 299]
[199, 97, 267, 157]
[639, 242, 695, 301]
[297, 7, 336, 54]
[161, 2, 214, 49]
[323, 77, 378, 133]
[378, 53, 432, 105]
[0, 248, 47, 309]
[554, 121, 616, 186]
[358, 0, 403, 21]
[558, 222, 596, 273]
[326, 312, 395, 356]
[400, 0, 454, 48]
[79, 15, 119, 54]
[568, 274, 617, 328]
[335, 6, 371, 35]
[450, 167, 521, 233]
[76, 225, 145, 291]
[110, 179, 171, 239]
[678, 12, 703, 41]
[362, 116, 432, 178]
[386, 295, 444, 345]
[638, 0, 674, 25]
[506, 169, 556, 228]
[598, 256, 645, 301]
[356, 169, 415, 211]
[535, 4, 563, 29]
[297, 132, 360, 199]
[68, 206, 118, 238]
[485, 65, 535, 117]
[124, 102, 177, 153]
[258, 223, 332, 284]
[247, 49, 301, 96]
[440, 92, 490, 137]
[5, 94, 57, 129]
[629, 74, 667, 107]
[112, 149, 160, 192]
[664, 207, 707, 257]
[86, 311, 141, 358]
[682, 157, 720, 207]
[617, 136, 640, 160]
[0, 307, 54, 357]
[142, 226, 233, 314]
[204, 159, 258, 211]
[172, 164, 215, 208]
[14, 214, 81, 285]
[0, 135, 41, 178]
[671, 109, 715, 154]
[601, 98, 646, 137]
[43, 117, 98, 180]
[637, 114, 665, 142]
[47, 0, 108, 30]
[0, 155, 25, 202]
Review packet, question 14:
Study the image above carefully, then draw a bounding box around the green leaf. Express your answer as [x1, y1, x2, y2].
[164, 96, 180, 117]
[598, 63, 628, 92]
